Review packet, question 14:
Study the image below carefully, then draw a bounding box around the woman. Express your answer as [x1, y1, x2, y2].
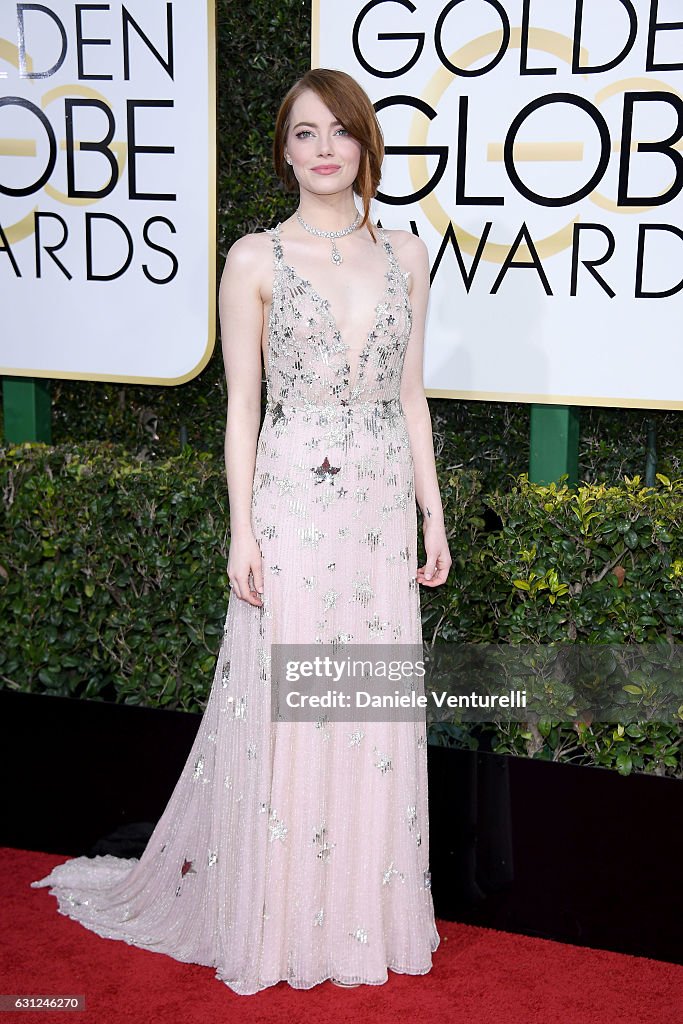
[32, 68, 452, 995]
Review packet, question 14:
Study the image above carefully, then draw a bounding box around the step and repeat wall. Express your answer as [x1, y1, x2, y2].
[315, 0, 683, 408]
[0, 1, 215, 385]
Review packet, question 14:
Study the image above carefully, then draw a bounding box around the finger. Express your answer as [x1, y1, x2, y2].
[251, 564, 264, 596]
[238, 573, 263, 607]
[417, 565, 444, 586]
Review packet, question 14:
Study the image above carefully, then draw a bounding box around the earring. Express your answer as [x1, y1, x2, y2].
[286, 155, 292, 165]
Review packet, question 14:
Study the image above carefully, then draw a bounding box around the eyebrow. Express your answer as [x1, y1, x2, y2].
[291, 120, 343, 130]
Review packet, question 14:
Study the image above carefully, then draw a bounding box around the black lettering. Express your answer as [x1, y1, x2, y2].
[618, 92, 683, 206]
[35, 212, 72, 279]
[573, 0, 637, 74]
[65, 98, 118, 199]
[491, 222, 553, 294]
[571, 224, 616, 297]
[142, 216, 178, 283]
[85, 212, 133, 280]
[505, 94, 610, 207]
[374, 96, 447, 205]
[456, 96, 504, 206]
[636, 224, 683, 297]
[435, 0, 510, 77]
[430, 221, 493, 290]
[646, 0, 683, 72]
[353, 0, 424, 79]
[127, 99, 176, 200]
[0, 97, 56, 196]
[75, 4, 112, 81]
[18, 3, 67, 79]
[122, 3, 174, 81]
[520, 0, 555, 76]
[0, 221, 22, 276]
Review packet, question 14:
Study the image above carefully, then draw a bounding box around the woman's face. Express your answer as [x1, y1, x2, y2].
[285, 89, 362, 198]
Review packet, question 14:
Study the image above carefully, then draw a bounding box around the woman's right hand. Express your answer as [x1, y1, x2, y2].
[227, 530, 264, 607]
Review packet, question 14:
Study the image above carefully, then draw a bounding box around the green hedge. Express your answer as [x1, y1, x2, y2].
[1, 442, 680, 778]
[0, 443, 229, 710]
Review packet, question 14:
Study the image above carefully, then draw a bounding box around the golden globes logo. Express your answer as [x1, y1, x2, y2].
[0, 3, 179, 283]
[351, 0, 683, 297]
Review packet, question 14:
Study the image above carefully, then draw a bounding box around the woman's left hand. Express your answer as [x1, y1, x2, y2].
[417, 522, 452, 588]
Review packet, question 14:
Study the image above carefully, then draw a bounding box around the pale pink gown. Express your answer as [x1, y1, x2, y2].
[31, 224, 441, 994]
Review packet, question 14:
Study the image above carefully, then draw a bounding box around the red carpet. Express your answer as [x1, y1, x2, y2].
[4, 847, 682, 1023]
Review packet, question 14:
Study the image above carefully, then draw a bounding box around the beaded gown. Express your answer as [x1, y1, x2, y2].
[31, 224, 441, 995]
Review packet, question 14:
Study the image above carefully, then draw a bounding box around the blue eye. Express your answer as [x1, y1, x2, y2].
[295, 130, 313, 139]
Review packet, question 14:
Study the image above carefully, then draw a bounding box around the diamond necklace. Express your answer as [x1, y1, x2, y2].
[295, 209, 361, 266]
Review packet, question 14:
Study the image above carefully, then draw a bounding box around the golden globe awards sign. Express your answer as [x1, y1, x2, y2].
[315, 0, 683, 409]
[0, 1, 215, 385]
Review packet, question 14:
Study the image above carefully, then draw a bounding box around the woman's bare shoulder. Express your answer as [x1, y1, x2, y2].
[220, 229, 277, 299]
[381, 228, 429, 287]
[224, 229, 275, 270]
[382, 228, 427, 262]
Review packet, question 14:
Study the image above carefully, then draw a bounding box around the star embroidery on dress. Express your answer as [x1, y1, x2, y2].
[368, 613, 391, 637]
[181, 858, 196, 877]
[270, 401, 287, 427]
[312, 823, 336, 861]
[277, 476, 297, 496]
[382, 861, 406, 885]
[311, 456, 341, 484]
[374, 749, 395, 770]
[374, 749, 393, 774]
[269, 811, 288, 843]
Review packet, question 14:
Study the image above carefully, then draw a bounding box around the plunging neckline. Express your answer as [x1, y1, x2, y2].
[273, 223, 395, 397]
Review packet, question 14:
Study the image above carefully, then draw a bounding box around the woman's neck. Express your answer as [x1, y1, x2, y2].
[296, 191, 361, 233]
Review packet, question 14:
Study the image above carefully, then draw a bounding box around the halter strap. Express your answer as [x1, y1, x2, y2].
[377, 227, 411, 296]
[268, 222, 285, 270]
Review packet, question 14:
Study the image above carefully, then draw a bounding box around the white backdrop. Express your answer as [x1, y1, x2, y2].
[0, 1, 214, 385]
[315, 0, 683, 409]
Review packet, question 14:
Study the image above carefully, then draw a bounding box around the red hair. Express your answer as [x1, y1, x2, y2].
[273, 69, 384, 241]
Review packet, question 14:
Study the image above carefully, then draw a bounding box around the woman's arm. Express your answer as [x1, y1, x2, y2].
[397, 232, 452, 588]
[218, 233, 267, 605]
